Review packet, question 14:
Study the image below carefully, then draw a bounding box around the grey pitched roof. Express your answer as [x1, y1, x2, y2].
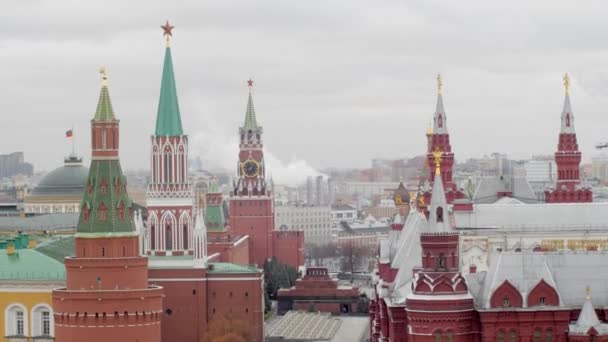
[454, 201, 608, 231]
[472, 176, 538, 204]
[466, 251, 608, 310]
[388, 211, 427, 303]
[0, 213, 78, 231]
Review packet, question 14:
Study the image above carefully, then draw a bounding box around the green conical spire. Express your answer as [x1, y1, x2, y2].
[94, 67, 115, 121]
[78, 70, 135, 236]
[243, 80, 258, 130]
[155, 46, 183, 136]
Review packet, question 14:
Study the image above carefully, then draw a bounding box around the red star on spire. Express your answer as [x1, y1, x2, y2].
[247, 79, 254, 88]
[161, 20, 174, 37]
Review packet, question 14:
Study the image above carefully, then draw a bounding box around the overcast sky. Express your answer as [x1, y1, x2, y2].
[2, 0, 608, 184]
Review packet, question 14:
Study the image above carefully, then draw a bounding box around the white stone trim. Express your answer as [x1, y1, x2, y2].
[5, 302, 28, 337]
[31, 303, 54, 337]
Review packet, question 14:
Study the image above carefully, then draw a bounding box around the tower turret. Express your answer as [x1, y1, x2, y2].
[52, 69, 163, 342]
[545, 74, 592, 203]
[146, 21, 195, 256]
[229, 80, 276, 266]
[421, 75, 464, 212]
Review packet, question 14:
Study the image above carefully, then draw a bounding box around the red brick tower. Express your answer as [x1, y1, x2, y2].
[545, 73, 592, 203]
[146, 22, 194, 256]
[421, 75, 464, 212]
[407, 151, 478, 341]
[52, 68, 163, 342]
[229, 80, 274, 267]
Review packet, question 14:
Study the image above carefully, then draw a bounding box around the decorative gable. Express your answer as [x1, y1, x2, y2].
[490, 280, 523, 308]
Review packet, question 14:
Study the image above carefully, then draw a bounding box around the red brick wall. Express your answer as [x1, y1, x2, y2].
[230, 198, 274, 266]
[148, 268, 208, 342]
[272, 230, 304, 269]
[208, 275, 264, 342]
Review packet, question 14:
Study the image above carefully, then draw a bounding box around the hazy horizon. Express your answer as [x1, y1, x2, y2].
[3, 0, 608, 185]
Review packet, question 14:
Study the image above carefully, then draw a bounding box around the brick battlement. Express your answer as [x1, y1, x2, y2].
[274, 230, 304, 238]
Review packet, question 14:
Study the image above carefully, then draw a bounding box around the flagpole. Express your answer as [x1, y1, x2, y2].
[71, 125, 75, 156]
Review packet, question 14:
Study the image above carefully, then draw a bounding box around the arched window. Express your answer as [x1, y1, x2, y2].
[545, 329, 553, 342]
[497, 330, 505, 342]
[183, 223, 189, 250]
[117, 201, 125, 220]
[436, 206, 443, 222]
[150, 223, 156, 250]
[446, 331, 453, 342]
[32, 304, 53, 337]
[509, 330, 517, 342]
[438, 253, 446, 269]
[165, 152, 173, 183]
[532, 328, 541, 342]
[5, 304, 27, 337]
[165, 225, 173, 251]
[98, 202, 107, 221]
[434, 331, 442, 342]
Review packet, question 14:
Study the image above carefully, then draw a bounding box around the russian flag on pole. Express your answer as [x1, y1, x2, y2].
[66, 129, 73, 138]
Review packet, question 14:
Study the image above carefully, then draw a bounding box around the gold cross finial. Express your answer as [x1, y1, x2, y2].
[437, 74, 443, 95]
[585, 286, 591, 301]
[563, 73, 570, 94]
[432, 148, 442, 176]
[99, 66, 108, 86]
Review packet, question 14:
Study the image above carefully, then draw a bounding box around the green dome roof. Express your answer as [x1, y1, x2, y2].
[31, 156, 89, 197]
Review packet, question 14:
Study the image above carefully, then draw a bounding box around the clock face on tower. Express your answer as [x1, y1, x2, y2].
[242, 160, 259, 178]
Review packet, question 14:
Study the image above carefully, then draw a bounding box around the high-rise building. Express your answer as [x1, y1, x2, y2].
[52, 69, 163, 342]
[0, 152, 33, 179]
[316, 175, 324, 205]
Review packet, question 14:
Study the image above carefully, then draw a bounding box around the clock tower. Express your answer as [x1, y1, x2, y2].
[230, 80, 274, 266]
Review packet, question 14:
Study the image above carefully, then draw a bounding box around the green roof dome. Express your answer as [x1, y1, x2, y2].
[31, 155, 89, 197]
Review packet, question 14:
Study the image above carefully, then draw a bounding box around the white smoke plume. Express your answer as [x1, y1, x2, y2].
[189, 123, 322, 187]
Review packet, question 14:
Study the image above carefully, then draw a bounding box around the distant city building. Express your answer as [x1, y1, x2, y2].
[316, 175, 324, 205]
[336, 214, 390, 250]
[525, 157, 557, 201]
[327, 177, 336, 205]
[23, 154, 88, 214]
[330, 204, 357, 224]
[336, 181, 399, 198]
[592, 154, 608, 184]
[0, 152, 33, 179]
[275, 205, 332, 245]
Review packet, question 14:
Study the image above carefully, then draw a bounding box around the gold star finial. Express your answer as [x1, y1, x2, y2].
[563, 73, 570, 95]
[437, 74, 443, 95]
[585, 286, 591, 301]
[432, 148, 442, 176]
[99, 66, 108, 86]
